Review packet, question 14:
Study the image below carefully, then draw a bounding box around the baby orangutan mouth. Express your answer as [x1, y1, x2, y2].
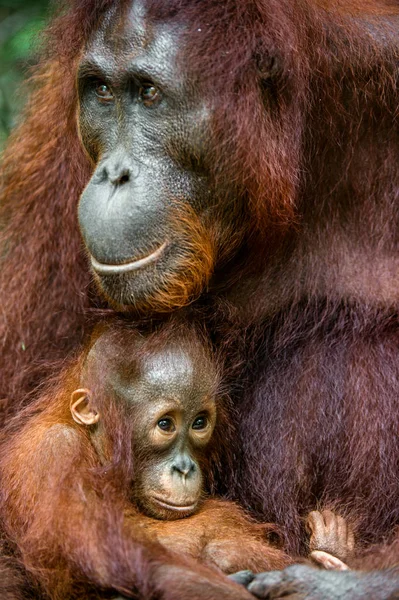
[90, 241, 168, 275]
[150, 495, 198, 516]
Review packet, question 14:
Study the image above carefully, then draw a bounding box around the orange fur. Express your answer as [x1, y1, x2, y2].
[0, 323, 290, 599]
[0, 364, 253, 600]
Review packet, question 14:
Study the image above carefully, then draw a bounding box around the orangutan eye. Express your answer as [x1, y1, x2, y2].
[95, 82, 114, 102]
[138, 83, 161, 107]
[157, 417, 175, 432]
[192, 415, 208, 430]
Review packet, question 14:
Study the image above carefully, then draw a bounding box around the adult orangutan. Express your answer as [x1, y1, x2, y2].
[0, 0, 399, 598]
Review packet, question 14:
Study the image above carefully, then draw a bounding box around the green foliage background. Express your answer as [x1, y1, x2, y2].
[0, 0, 50, 150]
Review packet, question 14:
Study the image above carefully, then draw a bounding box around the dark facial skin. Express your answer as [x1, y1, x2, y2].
[77, 1, 220, 312]
[70, 335, 217, 520]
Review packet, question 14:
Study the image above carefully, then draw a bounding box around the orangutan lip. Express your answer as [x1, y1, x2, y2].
[90, 241, 168, 275]
[151, 496, 197, 513]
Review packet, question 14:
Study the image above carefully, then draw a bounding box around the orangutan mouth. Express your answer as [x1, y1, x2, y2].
[151, 496, 197, 514]
[90, 241, 168, 275]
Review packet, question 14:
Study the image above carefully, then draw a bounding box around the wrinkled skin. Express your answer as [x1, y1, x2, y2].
[231, 566, 399, 600]
[230, 511, 399, 600]
[78, 2, 232, 312]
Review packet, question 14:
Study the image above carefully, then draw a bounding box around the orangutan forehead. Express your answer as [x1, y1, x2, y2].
[139, 346, 209, 388]
[81, 0, 185, 86]
[81, 339, 217, 413]
[82, 327, 217, 392]
[86, 1, 148, 58]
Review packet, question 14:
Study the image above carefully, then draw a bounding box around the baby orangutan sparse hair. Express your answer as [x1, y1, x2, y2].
[71, 321, 220, 521]
[0, 320, 356, 600]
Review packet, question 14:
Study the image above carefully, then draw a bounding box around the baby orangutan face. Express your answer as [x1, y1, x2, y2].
[70, 328, 218, 520]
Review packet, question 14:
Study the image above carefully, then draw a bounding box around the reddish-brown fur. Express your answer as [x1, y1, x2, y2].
[138, 500, 291, 575]
[1, 0, 399, 594]
[0, 547, 32, 600]
[0, 325, 291, 599]
[1, 0, 398, 411]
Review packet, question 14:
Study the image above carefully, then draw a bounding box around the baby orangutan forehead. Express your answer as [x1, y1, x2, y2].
[143, 346, 198, 385]
[82, 330, 218, 405]
[130, 343, 217, 404]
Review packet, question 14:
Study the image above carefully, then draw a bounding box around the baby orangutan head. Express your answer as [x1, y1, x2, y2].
[70, 323, 219, 520]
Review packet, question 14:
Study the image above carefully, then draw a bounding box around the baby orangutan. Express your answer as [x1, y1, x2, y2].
[69, 321, 293, 576]
[0, 321, 355, 600]
[71, 322, 354, 574]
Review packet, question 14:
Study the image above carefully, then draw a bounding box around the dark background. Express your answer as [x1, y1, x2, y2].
[0, 0, 51, 150]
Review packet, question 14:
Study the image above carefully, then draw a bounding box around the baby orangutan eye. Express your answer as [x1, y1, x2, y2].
[192, 415, 207, 430]
[157, 417, 176, 432]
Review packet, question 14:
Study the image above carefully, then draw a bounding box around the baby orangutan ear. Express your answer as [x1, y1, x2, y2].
[70, 388, 100, 426]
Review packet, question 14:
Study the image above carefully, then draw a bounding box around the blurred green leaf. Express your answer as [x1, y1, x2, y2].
[7, 19, 45, 60]
[0, 0, 50, 150]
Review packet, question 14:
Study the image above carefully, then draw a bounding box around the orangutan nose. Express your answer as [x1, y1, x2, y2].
[106, 164, 131, 186]
[172, 455, 196, 478]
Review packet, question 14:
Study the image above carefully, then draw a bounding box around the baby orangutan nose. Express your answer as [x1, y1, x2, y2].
[172, 454, 196, 478]
[147, 451, 204, 520]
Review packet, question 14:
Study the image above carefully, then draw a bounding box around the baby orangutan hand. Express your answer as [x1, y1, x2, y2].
[306, 509, 355, 571]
